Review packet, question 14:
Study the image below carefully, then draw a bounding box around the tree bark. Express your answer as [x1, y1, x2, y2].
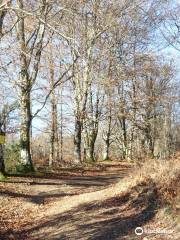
[49, 98, 59, 166]
[103, 106, 112, 161]
[0, 145, 5, 174]
[17, 0, 46, 170]
[74, 116, 82, 164]
[83, 92, 99, 162]
[85, 143, 95, 162]
[83, 131, 96, 162]
[122, 116, 127, 159]
[19, 89, 33, 170]
[17, 0, 33, 170]
[49, 57, 59, 167]
[0, 0, 11, 38]
[103, 138, 110, 161]
[0, 7, 6, 38]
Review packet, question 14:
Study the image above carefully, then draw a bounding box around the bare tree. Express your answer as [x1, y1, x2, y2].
[48, 52, 59, 166]
[83, 89, 101, 162]
[15, 0, 49, 170]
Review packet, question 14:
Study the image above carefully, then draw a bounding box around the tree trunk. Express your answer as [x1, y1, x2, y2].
[0, 111, 6, 174]
[0, 7, 6, 38]
[102, 107, 112, 161]
[0, 5, 6, 174]
[83, 91, 99, 162]
[19, 89, 34, 170]
[122, 117, 128, 159]
[60, 87, 63, 163]
[103, 138, 110, 161]
[49, 101, 59, 166]
[0, 143, 5, 174]
[49, 58, 59, 167]
[74, 116, 82, 164]
[17, 0, 33, 171]
[0, 0, 10, 38]
[84, 132, 96, 162]
[145, 127, 154, 157]
[86, 144, 95, 161]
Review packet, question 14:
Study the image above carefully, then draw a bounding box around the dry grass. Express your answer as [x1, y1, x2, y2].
[118, 153, 180, 239]
[113, 153, 179, 202]
[132, 154, 180, 208]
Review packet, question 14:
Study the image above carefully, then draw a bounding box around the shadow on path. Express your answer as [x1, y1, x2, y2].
[0, 172, 127, 205]
[8, 182, 158, 240]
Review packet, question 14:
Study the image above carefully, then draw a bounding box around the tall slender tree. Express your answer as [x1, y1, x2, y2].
[17, 0, 48, 170]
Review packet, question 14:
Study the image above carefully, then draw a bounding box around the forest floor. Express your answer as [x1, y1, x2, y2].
[0, 161, 179, 240]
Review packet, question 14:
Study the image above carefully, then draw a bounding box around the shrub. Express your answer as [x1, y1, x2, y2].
[4, 142, 21, 173]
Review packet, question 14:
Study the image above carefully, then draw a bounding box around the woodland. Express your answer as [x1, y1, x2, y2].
[0, 1, 179, 240]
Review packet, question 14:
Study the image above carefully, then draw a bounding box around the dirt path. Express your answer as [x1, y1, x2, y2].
[0, 163, 160, 240]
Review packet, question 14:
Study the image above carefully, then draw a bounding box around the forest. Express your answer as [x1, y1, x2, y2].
[0, 0, 180, 240]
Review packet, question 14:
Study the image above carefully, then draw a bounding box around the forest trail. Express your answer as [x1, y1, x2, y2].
[0, 162, 159, 240]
